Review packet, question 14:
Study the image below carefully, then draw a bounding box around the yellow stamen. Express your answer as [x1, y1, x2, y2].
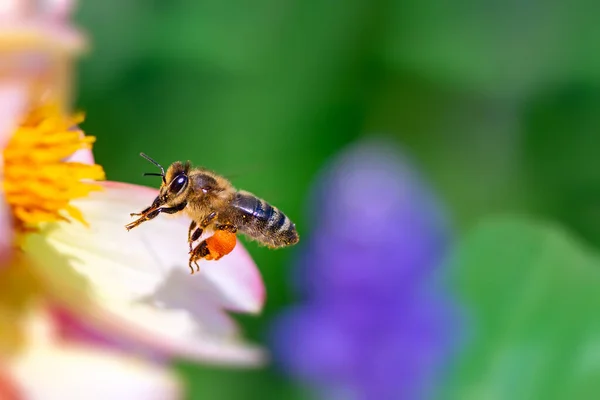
[3, 104, 106, 235]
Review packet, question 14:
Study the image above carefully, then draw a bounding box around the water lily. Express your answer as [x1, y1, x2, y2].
[0, 0, 268, 397]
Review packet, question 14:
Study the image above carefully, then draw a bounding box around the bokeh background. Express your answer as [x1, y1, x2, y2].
[73, 1, 600, 399]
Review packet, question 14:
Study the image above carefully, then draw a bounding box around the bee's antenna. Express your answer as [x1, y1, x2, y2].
[140, 152, 166, 183]
[140, 153, 165, 175]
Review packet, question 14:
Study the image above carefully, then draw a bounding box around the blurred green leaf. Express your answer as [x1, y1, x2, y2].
[175, 363, 312, 400]
[380, 0, 600, 95]
[365, 75, 529, 231]
[440, 216, 600, 400]
[522, 85, 600, 249]
[76, 0, 154, 94]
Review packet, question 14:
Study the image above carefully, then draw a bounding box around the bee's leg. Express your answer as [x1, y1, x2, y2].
[186, 216, 238, 273]
[190, 227, 203, 247]
[187, 220, 197, 239]
[188, 228, 237, 268]
[188, 212, 218, 251]
[189, 241, 210, 273]
[187, 221, 197, 251]
[161, 206, 186, 214]
[130, 196, 163, 217]
[155, 202, 187, 216]
[125, 217, 145, 231]
[125, 203, 187, 231]
[125, 208, 162, 230]
[187, 213, 217, 251]
[188, 257, 202, 274]
[130, 206, 153, 217]
[201, 212, 218, 227]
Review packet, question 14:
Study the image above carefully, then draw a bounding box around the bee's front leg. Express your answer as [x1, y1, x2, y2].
[125, 202, 187, 231]
[129, 206, 152, 217]
[130, 196, 164, 217]
[125, 207, 161, 231]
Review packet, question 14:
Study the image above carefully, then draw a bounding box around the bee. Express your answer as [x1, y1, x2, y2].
[125, 153, 299, 274]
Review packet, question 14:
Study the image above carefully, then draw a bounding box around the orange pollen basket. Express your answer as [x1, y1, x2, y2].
[204, 230, 237, 261]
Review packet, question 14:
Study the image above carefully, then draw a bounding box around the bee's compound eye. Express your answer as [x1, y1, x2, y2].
[169, 174, 188, 194]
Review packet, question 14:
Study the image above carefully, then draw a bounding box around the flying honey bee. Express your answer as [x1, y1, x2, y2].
[125, 153, 299, 274]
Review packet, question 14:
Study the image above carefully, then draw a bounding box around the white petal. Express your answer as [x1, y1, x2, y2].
[9, 340, 182, 400]
[5, 308, 182, 400]
[83, 298, 267, 366]
[67, 181, 265, 313]
[9, 346, 182, 400]
[24, 181, 267, 365]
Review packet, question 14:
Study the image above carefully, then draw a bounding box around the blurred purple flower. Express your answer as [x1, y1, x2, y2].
[272, 138, 460, 400]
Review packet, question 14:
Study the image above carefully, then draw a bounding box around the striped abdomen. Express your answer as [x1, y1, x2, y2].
[230, 190, 299, 248]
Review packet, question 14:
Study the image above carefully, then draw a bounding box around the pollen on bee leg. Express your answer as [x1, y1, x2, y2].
[204, 230, 237, 261]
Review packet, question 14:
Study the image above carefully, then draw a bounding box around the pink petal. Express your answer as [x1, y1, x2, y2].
[0, 3, 86, 54]
[65, 147, 95, 164]
[62, 124, 95, 164]
[0, 371, 21, 400]
[0, 83, 29, 264]
[61, 301, 267, 367]
[43, 0, 76, 20]
[51, 302, 241, 363]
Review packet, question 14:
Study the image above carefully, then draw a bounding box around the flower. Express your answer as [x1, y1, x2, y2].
[0, 0, 268, 397]
[272, 138, 459, 400]
[0, 0, 89, 263]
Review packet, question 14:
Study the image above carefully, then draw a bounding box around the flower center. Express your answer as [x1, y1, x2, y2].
[3, 105, 106, 236]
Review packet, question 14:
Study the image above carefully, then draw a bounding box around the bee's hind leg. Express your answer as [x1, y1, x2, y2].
[188, 241, 210, 274]
[188, 257, 202, 274]
[188, 228, 237, 263]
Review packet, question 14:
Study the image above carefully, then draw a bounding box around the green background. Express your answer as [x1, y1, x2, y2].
[74, 1, 600, 399]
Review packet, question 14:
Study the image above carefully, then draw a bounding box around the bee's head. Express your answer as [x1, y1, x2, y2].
[160, 161, 191, 206]
[140, 153, 190, 209]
